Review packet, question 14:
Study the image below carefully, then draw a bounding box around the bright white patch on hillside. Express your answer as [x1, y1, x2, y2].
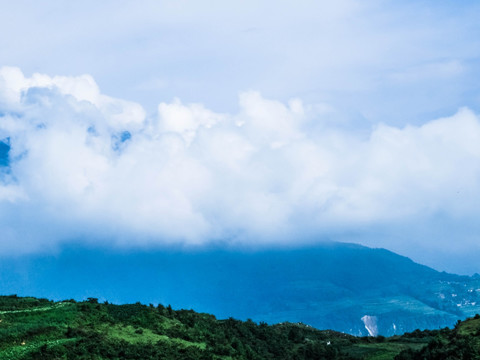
[361, 315, 378, 337]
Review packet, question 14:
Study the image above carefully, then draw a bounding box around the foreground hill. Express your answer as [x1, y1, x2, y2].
[1, 295, 473, 360]
[2, 242, 480, 335]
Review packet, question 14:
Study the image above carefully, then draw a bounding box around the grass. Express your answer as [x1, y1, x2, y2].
[345, 341, 427, 360]
[100, 323, 207, 349]
[0, 338, 76, 360]
[457, 317, 480, 336]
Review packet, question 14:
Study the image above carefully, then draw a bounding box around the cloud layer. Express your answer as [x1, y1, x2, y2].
[1, 1, 479, 124]
[1, 67, 480, 254]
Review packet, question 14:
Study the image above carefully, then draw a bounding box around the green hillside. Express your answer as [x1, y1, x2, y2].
[4, 244, 480, 336]
[2, 295, 475, 360]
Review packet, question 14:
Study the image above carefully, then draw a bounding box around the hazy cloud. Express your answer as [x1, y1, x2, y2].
[1, 67, 480, 254]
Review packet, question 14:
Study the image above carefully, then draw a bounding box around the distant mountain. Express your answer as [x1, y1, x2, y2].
[1, 242, 480, 336]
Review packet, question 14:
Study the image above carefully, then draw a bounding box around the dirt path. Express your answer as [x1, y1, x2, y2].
[0, 302, 68, 315]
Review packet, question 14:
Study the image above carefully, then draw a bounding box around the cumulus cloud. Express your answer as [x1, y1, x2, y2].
[1, 67, 480, 253]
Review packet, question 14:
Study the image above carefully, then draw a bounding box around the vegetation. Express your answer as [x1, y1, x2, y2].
[0, 295, 478, 359]
[5, 244, 480, 336]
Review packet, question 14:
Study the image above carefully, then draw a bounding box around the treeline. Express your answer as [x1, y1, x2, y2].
[73, 299, 351, 359]
[1, 295, 480, 359]
[395, 317, 480, 360]
[0, 296, 354, 359]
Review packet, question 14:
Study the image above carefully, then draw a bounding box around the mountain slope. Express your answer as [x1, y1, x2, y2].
[0, 295, 436, 360]
[1, 242, 480, 335]
[3, 295, 480, 359]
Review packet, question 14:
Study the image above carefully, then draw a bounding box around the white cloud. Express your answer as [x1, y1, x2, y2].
[1, 67, 480, 253]
[158, 98, 225, 145]
[1, 0, 479, 124]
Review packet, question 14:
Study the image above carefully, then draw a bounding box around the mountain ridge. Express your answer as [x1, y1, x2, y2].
[1, 241, 479, 336]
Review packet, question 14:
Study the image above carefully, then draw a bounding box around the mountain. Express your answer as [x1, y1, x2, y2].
[1, 242, 480, 336]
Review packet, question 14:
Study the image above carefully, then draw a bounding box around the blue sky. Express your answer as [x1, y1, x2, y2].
[1, 1, 480, 274]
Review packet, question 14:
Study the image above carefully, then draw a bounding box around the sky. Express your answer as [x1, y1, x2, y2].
[1, 0, 480, 274]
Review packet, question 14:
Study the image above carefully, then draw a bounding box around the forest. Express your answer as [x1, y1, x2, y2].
[0, 295, 478, 360]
